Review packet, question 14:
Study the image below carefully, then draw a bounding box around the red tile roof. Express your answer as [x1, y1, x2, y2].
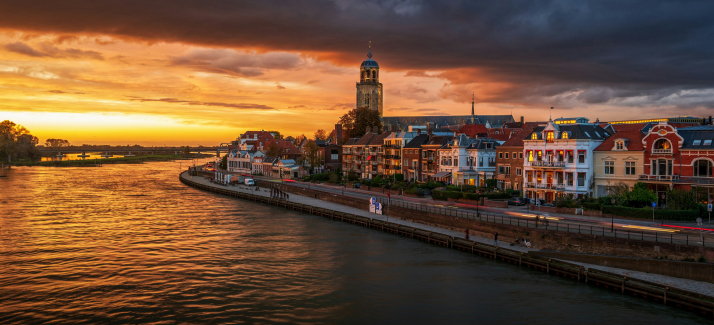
[499, 130, 530, 147]
[594, 130, 645, 151]
[368, 131, 392, 146]
[459, 124, 488, 137]
[488, 133, 512, 141]
[241, 131, 274, 140]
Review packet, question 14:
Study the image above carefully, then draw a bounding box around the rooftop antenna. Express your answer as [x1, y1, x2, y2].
[367, 41, 372, 59]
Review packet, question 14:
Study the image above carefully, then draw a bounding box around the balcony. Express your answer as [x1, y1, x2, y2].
[652, 149, 673, 155]
[525, 182, 566, 190]
[638, 174, 680, 182]
[530, 160, 566, 168]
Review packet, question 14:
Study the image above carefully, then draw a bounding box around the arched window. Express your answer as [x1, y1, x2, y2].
[531, 133, 538, 140]
[364, 93, 370, 106]
[654, 139, 671, 150]
[694, 159, 713, 177]
[372, 70, 376, 80]
[561, 132, 569, 139]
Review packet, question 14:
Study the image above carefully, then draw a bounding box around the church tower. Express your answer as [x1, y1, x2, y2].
[356, 42, 383, 117]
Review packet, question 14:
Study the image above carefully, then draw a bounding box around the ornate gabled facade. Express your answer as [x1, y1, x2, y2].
[523, 118, 612, 203]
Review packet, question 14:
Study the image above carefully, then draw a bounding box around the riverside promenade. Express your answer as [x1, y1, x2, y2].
[181, 172, 714, 299]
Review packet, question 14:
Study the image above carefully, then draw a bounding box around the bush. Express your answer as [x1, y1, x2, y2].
[393, 173, 404, 181]
[582, 202, 601, 211]
[602, 206, 698, 221]
[505, 189, 521, 196]
[446, 185, 461, 192]
[328, 173, 340, 184]
[432, 190, 462, 200]
[485, 179, 497, 188]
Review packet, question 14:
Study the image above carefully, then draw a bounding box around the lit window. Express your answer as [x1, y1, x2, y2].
[616, 141, 624, 150]
[546, 131, 554, 143]
[562, 132, 569, 139]
[531, 133, 538, 140]
[528, 151, 533, 162]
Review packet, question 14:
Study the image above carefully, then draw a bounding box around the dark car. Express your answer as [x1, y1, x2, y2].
[353, 182, 360, 189]
[507, 197, 526, 206]
[542, 202, 555, 207]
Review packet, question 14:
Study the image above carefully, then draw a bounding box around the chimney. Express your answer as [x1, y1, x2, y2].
[417, 128, 421, 135]
[373, 126, 378, 133]
[335, 124, 343, 143]
[367, 126, 371, 134]
[427, 123, 432, 135]
[520, 116, 524, 124]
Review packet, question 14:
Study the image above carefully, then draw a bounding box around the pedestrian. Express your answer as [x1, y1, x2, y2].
[465, 229, 469, 240]
[494, 232, 498, 246]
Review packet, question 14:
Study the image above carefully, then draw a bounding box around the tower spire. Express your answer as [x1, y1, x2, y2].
[367, 41, 372, 59]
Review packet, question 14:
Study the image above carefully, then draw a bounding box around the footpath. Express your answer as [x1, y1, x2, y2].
[184, 172, 714, 298]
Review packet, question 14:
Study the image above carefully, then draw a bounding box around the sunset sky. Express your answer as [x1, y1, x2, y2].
[0, 1, 712, 145]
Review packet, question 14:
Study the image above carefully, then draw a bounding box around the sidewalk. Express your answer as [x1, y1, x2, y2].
[183, 172, 714, 297]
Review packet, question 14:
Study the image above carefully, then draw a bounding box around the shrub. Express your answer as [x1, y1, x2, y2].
[393, 173, 404, 181]
[582, 202, 601, 211]
[446, 185, 461, 192]
[602, 206, 698, 221]
[328, 173, 340, 183]
[485, 179, 497, 188]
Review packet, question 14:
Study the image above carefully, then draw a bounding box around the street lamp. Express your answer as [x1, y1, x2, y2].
[611, 197, 615, 232]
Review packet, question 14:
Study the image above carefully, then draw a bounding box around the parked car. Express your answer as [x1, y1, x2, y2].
[353, 182, 360, 189]
[244, 178, 255, 186]
[507, 197, 526, 206]
[542, 202, 555, 207]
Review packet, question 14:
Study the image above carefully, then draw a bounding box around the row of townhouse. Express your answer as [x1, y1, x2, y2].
[493, 116, 712, 205]
[226, 149, 304, 179]
[342, 124, 502, 185]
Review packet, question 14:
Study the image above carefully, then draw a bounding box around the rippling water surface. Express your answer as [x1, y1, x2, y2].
[0, 162, 707, 324]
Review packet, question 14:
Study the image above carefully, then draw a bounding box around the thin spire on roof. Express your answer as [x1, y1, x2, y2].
[367, 41, 372, 59]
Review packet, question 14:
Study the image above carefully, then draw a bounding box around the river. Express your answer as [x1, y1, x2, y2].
[0, 162, 707, 324]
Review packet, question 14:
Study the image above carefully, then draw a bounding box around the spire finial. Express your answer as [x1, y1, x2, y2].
[367, 41, 372, 59]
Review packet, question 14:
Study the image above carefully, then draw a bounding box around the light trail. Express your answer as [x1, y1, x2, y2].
[622, 225, 678, 233]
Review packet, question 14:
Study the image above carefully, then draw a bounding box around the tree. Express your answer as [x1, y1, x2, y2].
[266, 142, 283, 158]
[303, 140, 322, 171]
[266, 130, 281, 139]
[293, 134, 306, 147]
[628, 182, 657, 208]
[44, 138, 71, 149]
[314, 129, 327, 141]
[285, 135, 295, 143]
[183, 146, 191, 155]
[0, 120, 31, 163]
[219, 155, 228, 170]
[338, 107, 382, 138]
[17, 134, 41, 161]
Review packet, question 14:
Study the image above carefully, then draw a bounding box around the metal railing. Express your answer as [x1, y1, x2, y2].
[373, 197, 712, 248]
[652, 149, 673, 154]
[530, 160, 566, 168]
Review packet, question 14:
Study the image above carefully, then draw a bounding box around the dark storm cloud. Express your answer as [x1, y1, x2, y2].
[1, 0, 713, 108]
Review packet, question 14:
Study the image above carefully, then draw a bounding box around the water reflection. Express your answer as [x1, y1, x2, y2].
[0, 162, 708, 324]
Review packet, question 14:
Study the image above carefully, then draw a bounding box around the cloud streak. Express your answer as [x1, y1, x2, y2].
[128, 97, 275, 110]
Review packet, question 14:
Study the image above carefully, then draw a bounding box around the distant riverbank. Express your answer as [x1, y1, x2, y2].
[6, 154, 213, 167]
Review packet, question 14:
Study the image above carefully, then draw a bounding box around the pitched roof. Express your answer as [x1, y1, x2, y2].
[353, 131, 375, 146]
[678, 125, 714, 150]
[265, 139, 300, 156]
[459, 124, 488, 137]
[404, 134, 430, 148]
[499, 130, 531, 147]
[594, 130, 645, 151]
[488, 133, 511, 142]
[423, 135, 453, 147]
[528, 124, 612, 141]
[343, 138, 359, 146]
[382, 115, 515, 130]
[241, 131, 274, 140]
[368, 131, 392, 146]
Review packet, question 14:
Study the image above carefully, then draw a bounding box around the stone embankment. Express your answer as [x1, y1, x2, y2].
[181, 172, 714, 318]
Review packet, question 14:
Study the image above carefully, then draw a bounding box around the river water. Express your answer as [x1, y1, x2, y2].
[0, 162, 707, 324]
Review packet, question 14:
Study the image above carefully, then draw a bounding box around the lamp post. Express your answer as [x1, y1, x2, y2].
[611, 197, 615, 232]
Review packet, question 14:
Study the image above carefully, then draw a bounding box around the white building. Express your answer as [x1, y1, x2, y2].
[523, 117, 612, 203]
[436, 134, 499, 186]
[227, 150, 264, 174]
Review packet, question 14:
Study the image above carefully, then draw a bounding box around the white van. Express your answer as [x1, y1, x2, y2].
[244, 178, 255, 186]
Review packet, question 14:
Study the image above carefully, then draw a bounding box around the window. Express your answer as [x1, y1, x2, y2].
[531, 133, 538, 140]
[594, 131, 601, 137]
[505, 152, 509, 159]
[331, 150, 339, 160]
[454, 158, 458, 166]
[706, 140, 712, 146]
[625, 161, 635, 175]
[693, 140, 701, 146]
[584, 131, 590, 138]
[568, 151, 574, 163]
[499, 152, 503, 159]
[528, 151, 533, 162]
[422, 151, 427, 158]
[537, 150, 542, 161]
[577, 173, 586, 187]
[513, 152, 517, 159]
[519, 152, 523, 159]
[505, 166, 511, 175]
[604, 161, 614, 175]
[479, 158, 483, 167]
[516, 168, 522, 176]
[562, 132, 569, 139]
[694, 160, 713, 177]
[546, 131, 554, 143]
[364, 93, 370, 106]
[654, 139, 671, 150]
[578, 151, 586, 164]
[616, 141, 624, 150]
[567, 173, 573, 186]
[499, 166, 505, 174]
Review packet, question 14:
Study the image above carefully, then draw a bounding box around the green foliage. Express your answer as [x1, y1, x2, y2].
[582, 202, 601, 211]
[328, 173, 340, 184]
[602, 205, 698, 221]
[505, 189, 521, 196]
[557, 195, 580, 208]
[393, 173, 404, 181]
[666, 188, 699, 210]
[347, 170, 359, 182]
[628, 182, 657, 208]
[418, 181, 444, 190]
[338, 107, 383, 138]
[183, 146, 191, 155]
[219, 155, 228, 170]
[446, 185, 461, 192]
[485, 179, 497, 188]
[1, 120, 40, 163]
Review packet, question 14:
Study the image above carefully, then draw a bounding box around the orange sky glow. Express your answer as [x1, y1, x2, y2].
[0, 31, 704, 146]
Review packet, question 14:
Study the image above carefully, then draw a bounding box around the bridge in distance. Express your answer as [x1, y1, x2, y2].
[39, 144, 231, 157]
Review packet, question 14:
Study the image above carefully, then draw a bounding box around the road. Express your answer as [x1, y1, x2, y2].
[258, 178, 714, 247]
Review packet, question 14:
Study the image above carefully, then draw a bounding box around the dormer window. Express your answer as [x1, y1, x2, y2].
[693, 140, 701, 146]
[584, 131, 590, 138]
[546, 131, 554, 143]
[562, 132, 569, 139]
[531, 133, 538, 140]
[616, 141, 624, 150]
[706, 140, 712, 146]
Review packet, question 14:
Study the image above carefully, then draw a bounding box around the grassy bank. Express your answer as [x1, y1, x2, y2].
[6, 154, 213, 167]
